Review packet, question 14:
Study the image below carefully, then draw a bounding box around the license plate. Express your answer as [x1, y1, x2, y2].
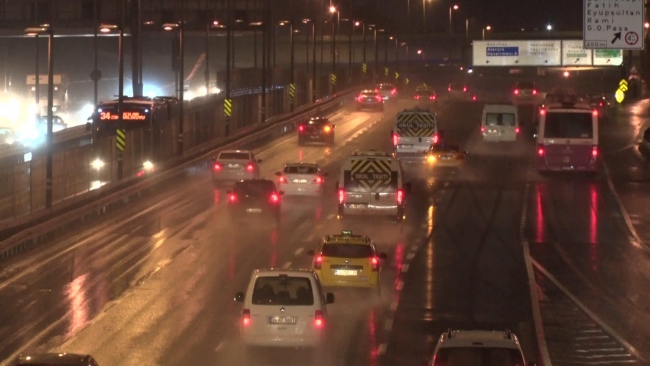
[398, 144, 413, 149]
[563, 157, 570, 163]
[334, 269, 358, 276]
[269, 316, 296, 324]
[310, 135, 320, 139]
[348, 204, 367, 209]
[292, 179, 308, 184]
[246, 208, 262, 213]
[227, 164, 240, 168]
[440, 156, 453, 160]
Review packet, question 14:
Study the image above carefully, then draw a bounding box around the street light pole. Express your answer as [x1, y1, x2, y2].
[373, 27, 378, 84]
[118, 0, 125, 177]
[261, 0, 269, 122]
[226, 0, 232, 133]
[205, 22, 210, 95]
[362, 23, 366, 83]
[312, 20, 316, 102]
[45, 29, 54, 207]
[290, 0, 295, 112]
[330, 8, 337, 94]
[348, 17, 352, 86]
[34, 36, 39, 115]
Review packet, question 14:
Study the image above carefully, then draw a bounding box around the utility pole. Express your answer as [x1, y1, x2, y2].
[130, 0, 142, 96]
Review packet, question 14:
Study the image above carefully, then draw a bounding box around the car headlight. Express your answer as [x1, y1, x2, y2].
[427, 155, 436, 163]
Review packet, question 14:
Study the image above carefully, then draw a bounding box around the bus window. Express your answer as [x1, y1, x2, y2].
[544, 112, 593, 139]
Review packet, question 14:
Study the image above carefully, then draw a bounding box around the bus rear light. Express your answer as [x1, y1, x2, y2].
[392, 133, 399, 146]
[242, 309, 251, 326]
[433, 134, 439, 144]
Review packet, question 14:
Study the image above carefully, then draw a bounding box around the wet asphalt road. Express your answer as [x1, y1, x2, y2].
[3, 87, 650, 366]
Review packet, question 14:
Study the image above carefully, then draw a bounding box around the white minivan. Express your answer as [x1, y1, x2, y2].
[235, 269, 335, 348]
[481, 104, 520, 142]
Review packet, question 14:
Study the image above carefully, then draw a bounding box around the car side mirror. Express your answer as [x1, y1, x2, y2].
[379, 252, 388, 259]
[306, 249, 316, 256]
[404, 182, 412, 194]
[326, 292, 335, 304]
[257, 159, 263, 163]
[275, 172, 282, 176]
[226, 190, 232, 194]
[322, 172, 329, 177]
[234, 291, 244, 302]
[279, 191, 285, 195]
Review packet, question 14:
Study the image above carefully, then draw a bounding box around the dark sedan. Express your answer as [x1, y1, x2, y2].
[227, 179, 283, 224]
[298, 117, 336, 146]
[356, 90, 384, 111]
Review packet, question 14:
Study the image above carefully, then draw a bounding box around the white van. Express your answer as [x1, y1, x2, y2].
[392, 108, 439, 160]
[336, 150, 411, 222]
[235, 269, 335, 348]
[481, 104, 520, 142]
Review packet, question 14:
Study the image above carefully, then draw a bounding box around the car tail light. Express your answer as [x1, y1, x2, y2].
[538, 146, 545, 156]
[246, 163, 254, 171]
[392, 133, 399, 146]
[279, 176, 287, 183]
[592, 146, 598, 158]
[270, 193, 280, 203]
[599, 102, 603, 107]
[313, 176, 323, 184]
[414, 95, 420, 100]
[539, 109, 546, 116]
[592, 109, 598, 117]
[396, 189, 404, 205]
[213, 163, 222, 171]
[299, 125, 305, 132]
[448, 87, 451, 91]
[481, 126, 485, 133]
[338, 188, 345, 203]
[229, 193, 238, 202]
[433, 134, 439, 144]
[242, 309, 251, 326]
[375, 95, 382, 102]
[323, 125, 332, 133]
[514, 89, 520, 95]
[314, 255, 323, 269]
[391, 88, 397, 95]
[371, 256, 379, 271]
[430, 95, 436, 100]
[472, 95, 477, 101]
[357, 95, 364, 102]
[314, 310, 324, 327]
[533, 89, 538, 95]
[515, 127, 520, 134]
[463, 87, 467, 92]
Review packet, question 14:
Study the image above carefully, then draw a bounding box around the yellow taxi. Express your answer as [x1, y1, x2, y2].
[426, 142, 468, 169]
[307, 230, 387, 292]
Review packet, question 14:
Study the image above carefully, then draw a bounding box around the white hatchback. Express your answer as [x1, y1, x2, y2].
[235, 269, 335, 348]
[275, 163, 328, 197]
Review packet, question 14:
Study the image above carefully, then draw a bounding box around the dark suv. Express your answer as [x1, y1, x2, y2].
[226, 179, 283, 223]
[298, 117, 336, 146]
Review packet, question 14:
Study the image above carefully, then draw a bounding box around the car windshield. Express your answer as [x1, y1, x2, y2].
[416, 90, 433, 96]
[435, 347, 525, 366]
[219, 152, 249, 160]
[251, 276, 314, 305]
[431, 144, 461, 152]
[321, 244, 373, 258]
[450, 83, 463, 90]
[544, 112, 593, 139]
[284, 165, 318, 174]
[235, 181, 274, 196]
[485, 113, 516, 126]
[517, 82, 535, 89]
[378, 85, 394, 90]
[308, 119, 329, 125]
[362, 92, 379, 97]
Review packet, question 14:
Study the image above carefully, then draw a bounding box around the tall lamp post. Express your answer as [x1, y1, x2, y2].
[355, 21, 367, 83]
[329, 6, 339, 94]
[163, 22, 184, 155]
[482, 25, 491, 40]
[449, 4, 459, 63]
[303, 18, 317, 103]
[25, 24, 54, 208]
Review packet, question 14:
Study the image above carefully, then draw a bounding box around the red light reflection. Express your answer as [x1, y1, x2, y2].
[315, 206, 322, 221]
[536, 185, 545, 243]
[589, 185, 599, 272]
[394, 243, 404, 274]
[213, 189, 220, 204]
[66, 273, 89, 337]
[368, 309, 378, 366]
[270, 229, 278, 268]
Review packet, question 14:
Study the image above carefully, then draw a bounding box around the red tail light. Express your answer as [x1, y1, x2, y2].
[338, 188, 345, 203]
[430, 95, 436, 100]
[433, 134, 439, 144]
[299, 125, 305, 132]
[514, 89, 520, 95]
[229, 193, 238, 203]
[391, 88, 397, 95]
[481, 126, 486, 133]
[414, 95, 420, 100]
[448, 87, 451, 91]
[463, 87, 467, 92]
[592, 109, 598, 117]
[533, 89, 538, 95]
[278, 176, 287, 183]
[538, 146, 545, 156]
[213, 163, 222, 171]
[246, 163, 254, 171]
[472, 95, 477, 101]
[270, 193, 280, 203]
[371, 257, 379, 271]
[357, 95, 364, 102]
[396, 189, 404, 205]
[599, 102, 603, 107]
[313, 176, 323, 184]
[539, 109, 546, 116]
[314, 310, 324, 327]
[592, 146, 598, 158]
[242, 309, 251, 326]
[515, 127, 520, 134]
[392, 133, 399, 146]
[314, 255, 323, 269]
[375, 95, 382, 102]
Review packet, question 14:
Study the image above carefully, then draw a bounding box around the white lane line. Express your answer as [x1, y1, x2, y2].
[214, 341, 225, 352]
[406, 252, 415, 260]
[306, 234, 315, 242]
[377, 343, 387, 355]
[282, 262, 292, 269]
[396, 280, 404, 291]
[384, 319, 393, 331]
[294, 248, 304, 256]
[390, 300, 399, 311]
[401, 264, 409, 273]
[327, 213, 336, 220]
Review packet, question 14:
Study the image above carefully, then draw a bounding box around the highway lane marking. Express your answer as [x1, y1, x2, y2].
[390, 300, 399, 311]
[406, 252, 415, 260]
[384, 319, 393, 331]
[401, 264, 409, 273]
[306, 234, 315, 242]
[327, 213, 336, 220]
[282, 262, 292, 269]
[377, 343, 387, 355]
[294, 248, 304, 255]
[214, 341, 225, 352]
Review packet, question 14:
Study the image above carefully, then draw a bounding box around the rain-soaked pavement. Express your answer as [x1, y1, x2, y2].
[3, 79, 650, 366]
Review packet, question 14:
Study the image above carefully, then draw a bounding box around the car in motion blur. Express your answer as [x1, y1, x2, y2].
[211, 150, 262, 184]
[298, 117, 335, 146]
[447, 82, 469, 101]
[307, 230, 387, 295]
[376, 83, 398, 101]
[234, 269, 335, 349]
[537, 97, 599, 173]
[513, 81, 538, 102]
[393, 107, 439, 160]
[425, 329, 533, 366]
[413, 88, 437, 102]
[13, 353, 100, 366]
[356, 89, 384, 111]
[426, 142, 467, 170]
[481, 103, 520, 142]
[587, 93, 610, 118]
[227, 179, 283, 223]
[275, 162, 328, 197]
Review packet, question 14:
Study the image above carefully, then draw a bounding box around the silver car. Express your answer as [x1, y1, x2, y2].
[275, 163, 328, 197]
[211, 150, 262, 184]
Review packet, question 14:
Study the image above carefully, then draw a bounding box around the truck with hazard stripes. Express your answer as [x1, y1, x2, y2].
[391, 108, 439, 159]
[335, 150, 412, 222]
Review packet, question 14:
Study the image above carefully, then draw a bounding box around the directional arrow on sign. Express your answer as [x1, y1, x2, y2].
[515, 60, 519, 64]
[575, 58, 580, 63]
[544, 60, 548, 64]
[485, 60, 490, 64]
[620, 80, 628, 86]
[620, 85, 629, 92]
[612, 32, 622, 44]
[606, 59, 611, 63]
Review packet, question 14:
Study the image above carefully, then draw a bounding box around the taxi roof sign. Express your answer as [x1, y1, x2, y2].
[341, 230, 353, 235]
